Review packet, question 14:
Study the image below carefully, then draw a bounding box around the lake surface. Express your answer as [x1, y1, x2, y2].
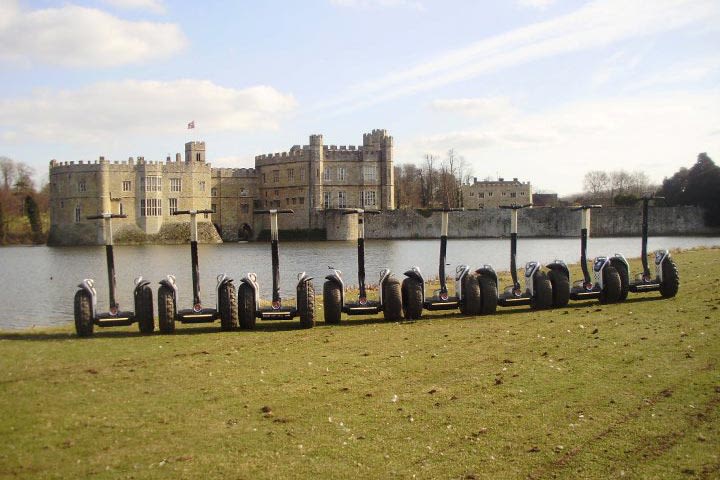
[1, 236, 718, 329]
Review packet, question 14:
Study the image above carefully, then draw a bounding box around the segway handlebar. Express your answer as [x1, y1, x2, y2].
[570, 204, 602, 211]
[172, 209, 214, 216]
[339, 208, 380, 215]
[254, 209, 294, 215]
[86, 214, 127, 220]
[499, 204, 533, 210]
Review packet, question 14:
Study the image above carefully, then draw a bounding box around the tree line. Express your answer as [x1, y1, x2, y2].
[580, 152, 720, 226]
[0, 156, 47, 244]
[394, 149, 472, 209]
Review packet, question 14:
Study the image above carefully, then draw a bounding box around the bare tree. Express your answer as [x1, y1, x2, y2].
[0, 157, 16, 191]
[583, 171, 610, 197]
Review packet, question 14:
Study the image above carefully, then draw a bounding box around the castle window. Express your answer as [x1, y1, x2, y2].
[211, 187, 217, 197]
[211, 203, 217, 213]
[198, 181, 206, 192]
[274, 189, 279, 197]
[288, 169, 295, 181]
[298, 197, 305, 205]
[196, 152, 201, 162]
[140, 198, 162, 217]
[170, 178, 181, 192]
[488, 192, 493, 197]
[479, 192, 485, 198]
[337, 167, 346, 181]
[262, 173, 267, 184]
[300, 168, 305, 181]
[122, 180, 132, 192]
[241, 204, 249, 213]
[361, 190, 377, 207]
[60, 200, 64, 209]
[143, 176, 161, 192]
[292, 198, 297, 205]
[363, 166, 376, 182]
[521, 192, 526, 196]
[169, 198, 178, 214]
[338, 191, 347, 208]
[510, 192, 516, 198]
[273, 170, 279, 183]
[469, 192, 474, 197]
[74, 205, 81, 222]
[78, 180, 86, 192]
[323, 191, 331, 209]
[323, 167, 332, 181]
[119, 203, 124, 215]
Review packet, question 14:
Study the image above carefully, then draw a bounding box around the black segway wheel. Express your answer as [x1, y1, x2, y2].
[401, 277, 423, 320]
[298, 281, 316, 329]
[219, 281, 239, 331]
[135, 284, 154, 334]
[530, 272, 553, 310]
[74, 289, 94, 337]
[238, 282, 257, 329]
[157, 285, 176, 334]
[599, 265, 622, 304]
[477, 274, 498, 315]
[323, 281, 342, 325]
[548, 269, 570, 308]
[659, 257, 680, 298]
[612, 260, 629, 302]
[460, 273, 482, 315]
[382, 277, 402, 321]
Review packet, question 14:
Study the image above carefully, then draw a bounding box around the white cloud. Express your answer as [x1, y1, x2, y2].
[101, 0, 166, 14]
[330, 0, 425, 11]
[625, 55, 720, 91]
[430, 97, 518, 120]
[0, 80, 297, 143]
[320, 0, 720, 113]
[516, 0, 558, 9]
[405, 90, 720, 194]
[0, 1, 185, 67]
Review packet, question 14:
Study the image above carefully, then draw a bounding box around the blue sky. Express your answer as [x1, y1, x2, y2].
[1, 0, 719, 194]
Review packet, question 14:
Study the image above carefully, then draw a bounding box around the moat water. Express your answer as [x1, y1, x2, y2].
[1, 236, 718, 330]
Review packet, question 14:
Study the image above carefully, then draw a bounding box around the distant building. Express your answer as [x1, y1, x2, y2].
[48, 130, 395, 244]
[461, 177, 532, 208]
[532, 193, 559, 207]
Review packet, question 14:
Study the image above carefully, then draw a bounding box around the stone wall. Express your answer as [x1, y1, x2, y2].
[362, 206, 716, 239]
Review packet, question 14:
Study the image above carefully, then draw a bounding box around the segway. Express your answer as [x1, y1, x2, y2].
[323, 208, 402, 324]
[238, 209, 315, 329]
[401, 208, 497, 319]
[496, 204, 554, 309]
[157, 209, 238, 333]
[613, 196, 679, 299]
[568, 205, 622, 303]
[73, 213, 153, 337]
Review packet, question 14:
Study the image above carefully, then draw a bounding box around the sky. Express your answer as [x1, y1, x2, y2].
[1, 0, 719, 195]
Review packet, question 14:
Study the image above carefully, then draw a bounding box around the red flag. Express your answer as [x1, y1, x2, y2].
[187, 120, 195, 129]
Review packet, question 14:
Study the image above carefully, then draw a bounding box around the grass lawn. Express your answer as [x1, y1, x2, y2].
[0, 248, 718, 479]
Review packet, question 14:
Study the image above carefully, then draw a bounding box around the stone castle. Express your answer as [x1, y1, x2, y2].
[48, 129, 395, 244]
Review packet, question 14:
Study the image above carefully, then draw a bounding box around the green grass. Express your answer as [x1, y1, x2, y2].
[1, 249, 718, 479]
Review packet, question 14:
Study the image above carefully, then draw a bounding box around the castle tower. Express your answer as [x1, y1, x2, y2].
[363, 129, 394, 210]
[308, 134, 324, 220]
[185, 141, 206, 163]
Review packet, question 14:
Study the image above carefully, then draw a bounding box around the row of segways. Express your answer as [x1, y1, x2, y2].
[74, 209, 314, 336]
[74, 198, 680, 336]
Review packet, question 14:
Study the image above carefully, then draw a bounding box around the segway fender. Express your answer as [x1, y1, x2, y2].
[592, 256, 610, 288]
[609, 254, 629, 273]
[654, 249, 670, 281]
[324, 271, 344, 307]
[296, 271, 314, 287]
[78, 279, 98, 320]
[454, 265, 471, 301]
[546, 260, 569, 280]
[215, 273, 234, 311]
[378, 268, 392, 305]
[403, 266, 424, 284]
[159, 275, 178, 299]
[474, 265, 498, 289]
[239, 273, 261, 307]
[523, 261, 541, 296]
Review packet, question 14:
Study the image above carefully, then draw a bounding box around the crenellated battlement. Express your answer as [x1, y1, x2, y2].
[211, 167, 257, 177]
